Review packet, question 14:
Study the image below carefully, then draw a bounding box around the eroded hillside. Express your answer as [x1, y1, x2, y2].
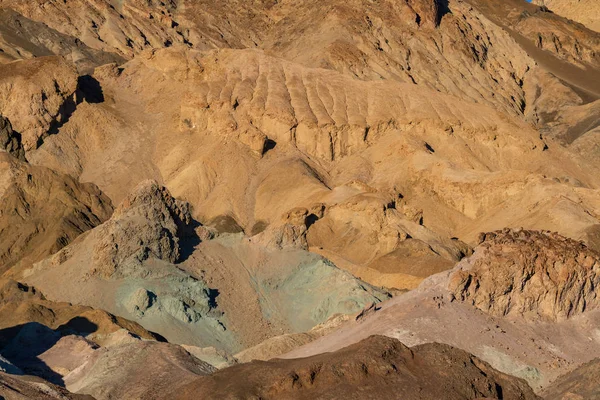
[1, 0, 600, 398]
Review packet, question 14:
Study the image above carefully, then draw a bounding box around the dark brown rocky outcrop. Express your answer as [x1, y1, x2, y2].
[0, 372, 90, 399]
[542, 358, 600, 399]
[176, 335, 540, 400]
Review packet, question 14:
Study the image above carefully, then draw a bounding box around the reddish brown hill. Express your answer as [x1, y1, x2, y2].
[176, 335, 540, 400]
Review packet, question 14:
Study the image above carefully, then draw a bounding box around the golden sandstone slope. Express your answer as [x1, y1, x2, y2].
[533, 0, 600, 32]
[0, 0, 600, 398]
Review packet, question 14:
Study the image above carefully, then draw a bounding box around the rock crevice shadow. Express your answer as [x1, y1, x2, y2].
[435, 0, 451, 25]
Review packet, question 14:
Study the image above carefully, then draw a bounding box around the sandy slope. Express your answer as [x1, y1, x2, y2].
[0, 153, 113, 273]
[533, 0, 600, 32]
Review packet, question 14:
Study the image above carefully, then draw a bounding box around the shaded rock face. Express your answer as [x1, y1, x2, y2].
[0, 278, 167, 390]
[177, 335, 540, 400]
[448, 229, 600, 321]
[532, 0, 600, 32]
[0, 355, 21, 375]
[406, 0, 446, 28]
[92, 180, 194, 278]
[466, 0, 600, 67]
[0, 56, 79, 151]
[0, 279, 220, 399]
[0, 116, 25, 161]
[0, 8, 124, 72]
[0, 0, 189, 59]
[0, 278, 159, 346]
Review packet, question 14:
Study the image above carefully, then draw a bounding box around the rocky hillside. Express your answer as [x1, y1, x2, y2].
[542, 357, 600, 399]
[177, 335, 540, 400]
[0, 0, 599, 397]
[13, 181, 388, 352]
[0, 153, 112, 272]
[0, 372, 89, 399]
[282, 230, 600, 390]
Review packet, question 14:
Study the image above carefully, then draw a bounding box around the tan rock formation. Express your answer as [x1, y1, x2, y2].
[449, 229, 600, 322]
[0, 56, 78, 151]
[25, 44, 600, 292]
[0, 116, 24, 160]
[251, 207, 311, 250]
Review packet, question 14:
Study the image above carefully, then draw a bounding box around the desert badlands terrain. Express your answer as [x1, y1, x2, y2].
[0, 0, 599, 398]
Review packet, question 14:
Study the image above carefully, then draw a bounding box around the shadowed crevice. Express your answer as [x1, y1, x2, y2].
[262, 138, 277, 155]
[77, 75, 105, 104]
[435, 0, 451, 26]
